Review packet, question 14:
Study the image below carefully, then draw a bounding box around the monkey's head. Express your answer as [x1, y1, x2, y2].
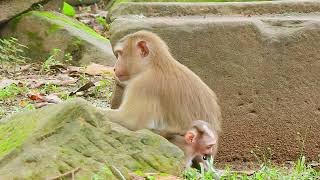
[113, 31, 170, 83]
[185, 120, 218, 160]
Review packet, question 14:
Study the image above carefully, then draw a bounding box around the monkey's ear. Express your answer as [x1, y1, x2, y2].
[137, 40, 149, 57]
[185, 131, 195, 144]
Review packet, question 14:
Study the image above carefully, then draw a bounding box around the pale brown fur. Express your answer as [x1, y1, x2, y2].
[107, 31, 221, 135]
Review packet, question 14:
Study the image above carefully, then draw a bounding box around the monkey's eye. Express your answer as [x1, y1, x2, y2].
[202, 155, 208, 160]
[207, 145, 213, 149]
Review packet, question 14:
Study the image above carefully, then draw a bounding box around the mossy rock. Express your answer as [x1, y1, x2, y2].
[0, 0, 63, 24]
[0, 98, 184, 179]
[1, 11, 116, 66]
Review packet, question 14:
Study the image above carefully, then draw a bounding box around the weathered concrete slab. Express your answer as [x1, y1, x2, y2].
[109, 11, 320, 163]
[108, 0, 320, 21]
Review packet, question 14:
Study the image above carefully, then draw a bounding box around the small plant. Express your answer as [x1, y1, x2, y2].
[250, 146, 274, 166]
[91, 165, 115, 180]
[131, 170, 157, 180]
[296, 127, 311, 156]
[39, 83, 73, 100]
[64, 52, 73, 64]
[93, 79, 113, 99]
[0, 84, 28, 100]
[41, 48, 61, 73]
[183, 156, 219, 180]
[23, 104, 35, 111]
[0, 37, 29, 72]
[0, 107, 5, 118]
[183, 167, 200, 180]
[13, 102, 35, 114]
[91, 174, 103, 180]
[96, 16, 110, 30]
[59, 91, 72, 100]
[146, 175, 156, 180]
[40, 83, 60, 94]
[78, 73, 89, 85]
[183, 154, 319, 180]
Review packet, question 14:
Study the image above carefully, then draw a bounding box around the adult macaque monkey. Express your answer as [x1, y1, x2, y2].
[154, 120, 218, 169]
[106, 30, 222, 158]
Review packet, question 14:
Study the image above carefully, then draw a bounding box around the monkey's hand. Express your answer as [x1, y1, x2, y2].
[104, 109, 121, 122]
[104, 109, 139, 131]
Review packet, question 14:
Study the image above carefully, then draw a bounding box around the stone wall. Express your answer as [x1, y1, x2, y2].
[108, 1, 320, 163]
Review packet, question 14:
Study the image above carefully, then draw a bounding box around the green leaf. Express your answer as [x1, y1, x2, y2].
[62, 2, 76, 17]
[133, 170, 145, 177]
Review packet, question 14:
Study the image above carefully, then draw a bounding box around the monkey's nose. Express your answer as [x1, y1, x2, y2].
[113, 68, 116, 72]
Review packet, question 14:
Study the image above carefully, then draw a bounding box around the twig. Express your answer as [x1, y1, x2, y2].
[47, 167, 81, 180]
[109, 165, 126, 180]
[69, 81, 95, 96]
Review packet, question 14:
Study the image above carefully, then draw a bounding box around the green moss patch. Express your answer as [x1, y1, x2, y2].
[7, 15, 24, 32]
[23, 31, 47, 61]
[0, 99, 184, 178]
[48, 24, 62, 33]
[0, 113, 37, 157]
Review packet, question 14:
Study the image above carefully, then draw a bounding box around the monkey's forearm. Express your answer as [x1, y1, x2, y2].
[104, 109, 140, 131]
[105, 109, 120, 121]
[104, 109, 128, 127]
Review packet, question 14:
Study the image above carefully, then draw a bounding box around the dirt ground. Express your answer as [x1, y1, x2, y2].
[0, 3, 114, 120]
[0, 62, 114, 120]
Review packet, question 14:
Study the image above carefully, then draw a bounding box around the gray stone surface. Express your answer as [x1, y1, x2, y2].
[1, 11, 116, 66]
[42, 0, 64, 11]
[108, 5, 320, 163]
[0, 0, 63, 24]
[66, 0, 100, 6]
[108, 0, 320, 22]
[0, 98, 184, 179]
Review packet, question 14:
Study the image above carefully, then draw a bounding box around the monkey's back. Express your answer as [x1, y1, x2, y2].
[154, 61, 222, 133]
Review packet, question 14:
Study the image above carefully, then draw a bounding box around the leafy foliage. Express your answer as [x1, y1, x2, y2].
[0, 84, 28, 101]
[40, 83, 60, 94]
[93, 79, 113, 100]
[40, 48, 62, 73]
[183, 157, 219, 180]
[96, 16, 110, 30]
[40, 48, 72, 73]
[62, 2, 76, 17]
[0, 37, 29, 70]
[182, 156, 320, 180]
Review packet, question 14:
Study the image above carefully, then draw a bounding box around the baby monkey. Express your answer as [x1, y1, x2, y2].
[154, 120, 218, 169]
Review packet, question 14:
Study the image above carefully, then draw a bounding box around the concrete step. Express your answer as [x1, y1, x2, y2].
[108, 0, 320, 21]
[108, 1, 320, 164]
